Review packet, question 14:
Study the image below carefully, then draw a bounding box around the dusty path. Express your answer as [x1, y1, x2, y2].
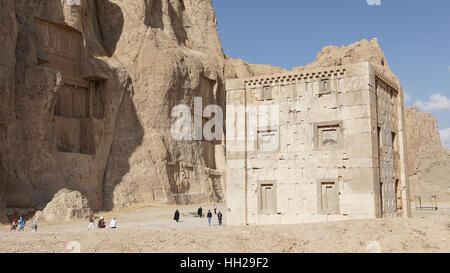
[0, 204, 449, 253]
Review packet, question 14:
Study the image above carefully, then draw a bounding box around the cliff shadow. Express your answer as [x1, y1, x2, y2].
[95, 0, 125, 57]
[102, 79, 144, 211]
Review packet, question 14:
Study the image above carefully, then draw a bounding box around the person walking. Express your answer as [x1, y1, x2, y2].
[31, 219, 38, 232]
[207, 210, 213, 226]
[174, 209, 180, 223]
[88, 213, 95, 230]
[214, 204, 217, 214]
[198, 207, 203, 218]
[217, 211, 223, 226]
[18, 216, 25, 232]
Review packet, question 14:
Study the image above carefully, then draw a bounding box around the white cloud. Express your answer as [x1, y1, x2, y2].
[440, 128, 450, 149]
[366, 0, 382, 6]
[414, 93, 450, 112]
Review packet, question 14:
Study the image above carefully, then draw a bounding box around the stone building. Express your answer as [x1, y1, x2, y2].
[225, 62, 411, 225]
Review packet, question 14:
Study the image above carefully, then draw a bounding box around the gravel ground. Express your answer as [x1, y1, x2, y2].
[0, 204, 449, 253]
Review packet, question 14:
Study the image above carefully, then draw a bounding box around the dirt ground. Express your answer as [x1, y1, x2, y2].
[0, 203, 449, 253]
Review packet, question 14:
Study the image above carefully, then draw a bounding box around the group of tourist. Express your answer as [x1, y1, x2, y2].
[88, 214, 117, 230]
[9, 206, 222, 232]
[10, 216, 38, 232]
[174, 204, 224, 226]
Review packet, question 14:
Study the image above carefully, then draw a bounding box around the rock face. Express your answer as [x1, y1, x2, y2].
[0, 0, 447, 223]
[405, 107, 444, 176]
[0, 0, 131, 222]
[99, 0, 285, 209]
[294, 38, 399, 86]
[100, 0, 228, 209]
[0, 0, 19, 223]
[405, 107, 450, 201]
[1, 0, 277, 222]
[34, 189, 91, 223]
[225, 57, 287, 78]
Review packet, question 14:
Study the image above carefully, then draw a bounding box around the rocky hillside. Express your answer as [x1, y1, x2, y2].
[293, 38, 399, 86]
[0, 0, 447, 223]
[0, 0, 285, 222]
[405, 107, 450, 202]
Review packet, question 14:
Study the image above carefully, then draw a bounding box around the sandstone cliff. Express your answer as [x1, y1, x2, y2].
[293, 38, 399, 86]
[405, 107, 450, 201]
[0, 0, 18, 222]
[34, 189, 92, 223]
[99, 0, 286, 210]
[1, 0, 132, 221]
[1, 0, 447, 223]
[405, 107, 444, 176]
[0, 0, 287, 222]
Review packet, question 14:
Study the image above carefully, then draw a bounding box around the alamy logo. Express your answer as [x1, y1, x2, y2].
[366, 241, 382, 253]
[171, 97, 280, 152]
[366, 0, 382, 6]
[66, 0, 81, 6]
[66, 241, 81, 253]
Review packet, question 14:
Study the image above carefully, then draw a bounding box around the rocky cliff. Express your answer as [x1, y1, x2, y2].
[405, 107, 444, 176]
[1, 0, 447, 223]
[294, 38, 399, 86]
[405, 107, 450, 201]
[0, 0, 18, 222]
[0, 0, 285, 222]
[1, 0, 131, 221]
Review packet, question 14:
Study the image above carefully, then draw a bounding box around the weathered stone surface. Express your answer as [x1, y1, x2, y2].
[0, 0, 446, 225]
[100, 0, 229, 209]
[405, 107, 444, 175]
[225, 57, 287, 79]
[0, 0, 19, 223]
[405, 107, 450, 201]
[225, 62, 411, 225]
[293, 38, 399, 86]
[100, 0, 283, 210]
[1, 0, 129, 222]
[34, 189, 91, 223]
[1, 0, 249, 221]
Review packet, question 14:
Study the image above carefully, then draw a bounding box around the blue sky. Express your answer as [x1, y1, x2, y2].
[212, 0, 450, 148]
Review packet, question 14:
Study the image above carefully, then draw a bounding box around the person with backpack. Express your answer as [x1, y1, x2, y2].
[217, 211, 223, 226]
[207, 210, 213, 226]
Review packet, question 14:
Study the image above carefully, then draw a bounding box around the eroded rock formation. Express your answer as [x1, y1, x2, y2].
[405, 107, 450, 201]
[0, 0, 447, 223]
[34, 189, 92, 223]
[2, 0, 277, 222]
[1, 0, 130, 221]
[293, 38, 399, 86]
[0, 0, 19, 222]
